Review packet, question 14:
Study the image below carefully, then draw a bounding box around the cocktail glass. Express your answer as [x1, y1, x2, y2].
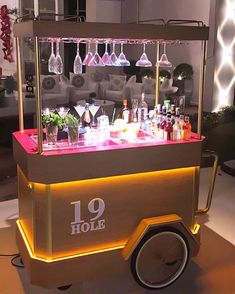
[156, 43, 172, 68]
[102, 42, 112, 66]
[116, 43, 130, 66]
[88, 43, 105, 67]
[136, 44, 152, 67]
[74, 105, 85, 126]
[83, 41, 93, 66]
[109, 42, 120, 66]
[89, 104, 100, 126]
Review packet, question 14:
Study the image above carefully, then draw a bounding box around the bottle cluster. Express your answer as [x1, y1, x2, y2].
[121, 93, 192, 141]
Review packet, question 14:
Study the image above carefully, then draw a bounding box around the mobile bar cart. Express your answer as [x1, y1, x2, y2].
[13, 20, 218, 290]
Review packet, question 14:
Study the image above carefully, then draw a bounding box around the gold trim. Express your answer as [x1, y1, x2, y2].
[17, 220, 125, 263]
[15, 37, 24, 132]
[197, 40, 207, 139]
[34, 37, 43, 154]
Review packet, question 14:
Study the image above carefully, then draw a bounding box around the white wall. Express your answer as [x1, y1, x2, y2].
[0, 0, 19, 75]
[122, 0, 211, 106]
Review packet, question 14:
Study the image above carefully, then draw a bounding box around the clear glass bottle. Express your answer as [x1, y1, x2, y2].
[173, 114, 181, 140]
[122, 99, 130, 123]
[179, 113, 185, 139]
[138, 93, 148, 126]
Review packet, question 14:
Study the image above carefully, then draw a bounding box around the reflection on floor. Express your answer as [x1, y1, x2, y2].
[0, 168, 234, 293]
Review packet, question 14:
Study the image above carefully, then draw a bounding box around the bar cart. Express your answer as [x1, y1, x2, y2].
[12, 20, 218, 290]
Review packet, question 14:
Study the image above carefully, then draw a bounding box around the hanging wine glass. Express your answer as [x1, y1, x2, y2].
[156, 43, 172, 68]
[89, 104, 100, 126]
[116, 43, 130, 66]
[48, 40, 56, 73]
[88, 42, 105, 67]
[73, 41, 83, 74]
[83, 41, 93, 66]
[136, 44, 152, 67]
[109, 42, 120, 66]
[54, 40, 63, 74]
[101, 42, 112, 66]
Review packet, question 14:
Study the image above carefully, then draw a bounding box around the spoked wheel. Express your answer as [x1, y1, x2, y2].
[131, 228, 189, 290]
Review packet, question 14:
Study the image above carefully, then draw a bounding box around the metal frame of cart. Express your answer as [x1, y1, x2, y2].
[13, 19, 218, 290]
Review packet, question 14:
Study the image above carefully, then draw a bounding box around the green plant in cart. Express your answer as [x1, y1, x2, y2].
[65, 113, 80, 145]
[42, 112, 64, 145]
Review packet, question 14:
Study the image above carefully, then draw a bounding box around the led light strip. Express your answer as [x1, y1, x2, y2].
[17, 220, 125, 263]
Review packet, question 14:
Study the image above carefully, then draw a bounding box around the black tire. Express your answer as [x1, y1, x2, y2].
[131, 227, 189, 290]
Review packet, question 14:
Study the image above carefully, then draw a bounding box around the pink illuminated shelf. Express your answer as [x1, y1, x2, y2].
[13, 129, 203, 157]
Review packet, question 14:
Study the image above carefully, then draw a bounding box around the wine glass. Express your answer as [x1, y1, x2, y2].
[116, 43, 130, 66]
[89, 104, 100, 126]
[88, 42, 105, 67]
[83, 41, 93, 66]
[54, 40, 63, 74]
[73, 41, 83, 74]
[101, 42, 112, 66]
[74, 105, 85, 126]
[48, 41, 56, 73]
[156, 43, 172, 68]
[136, 44, 152, 67]
[109, 42, 120, 66]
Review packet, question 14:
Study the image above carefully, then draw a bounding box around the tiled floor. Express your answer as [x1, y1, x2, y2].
[0, 168, 234, 293]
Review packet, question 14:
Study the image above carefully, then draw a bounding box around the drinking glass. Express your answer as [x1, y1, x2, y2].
[156, 43, 172, 68]
[74, 105, 85, 126]
[54, 41, 63, 74]
[57, 107, 70, 118]
[88, 43, 105, 66]
[116, 43, 130, 66]
[89, 104, 100, 126]
[136, 44, 152, 67]
[48, 41, 56, 73]
[102, 42, 112, 66]
[73, 41, 83, 74]
[109, 42, 120, 66]
[83, 41, 93, 66]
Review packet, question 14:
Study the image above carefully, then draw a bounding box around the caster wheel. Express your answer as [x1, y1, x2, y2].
[57, 284, 72, 291]
[131, 228, 189, 290]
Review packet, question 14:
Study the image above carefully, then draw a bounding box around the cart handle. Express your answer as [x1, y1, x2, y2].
[196, 150, 219, 215]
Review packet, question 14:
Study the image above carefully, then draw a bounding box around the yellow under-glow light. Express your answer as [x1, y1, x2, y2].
[191, 223, 200, 235]
[17, 220, 125, 263]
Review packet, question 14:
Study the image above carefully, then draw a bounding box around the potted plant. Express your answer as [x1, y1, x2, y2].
[64, 113, 79, 145]
[42, 112, 64, 145]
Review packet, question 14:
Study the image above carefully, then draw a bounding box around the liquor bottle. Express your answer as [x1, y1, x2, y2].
[176, 107, 180, 116]
[138, 93, 148, 125]
[83, 103, 91, 127]
[179, 113, 185, 139]
[122, 99, 130, 123]
[183, 114, 192, 140]
[173, 115, 181, 140]
[160, 111, 167, 139]
[164, 114, 173, 140]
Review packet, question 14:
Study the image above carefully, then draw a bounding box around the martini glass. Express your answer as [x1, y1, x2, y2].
[54, 41, 63, 74]
[102, 42, 112, 66]
[73, 41, 83, 74]
[156, 43, 172, 68]
[89, 104, 100, 126]
[83, 41, 93, 66]
[74, 105, 85, 126]
[109, 42, 120, 66]
[88, 43, 105, 67]
[116, 43, 130, 66]
[57, 107, 70, 119]
[136, 44, 152, 67]
[48, 41, 56, 73]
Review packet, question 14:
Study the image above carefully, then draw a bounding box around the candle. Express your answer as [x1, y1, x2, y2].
[34, 0, 39, 18]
